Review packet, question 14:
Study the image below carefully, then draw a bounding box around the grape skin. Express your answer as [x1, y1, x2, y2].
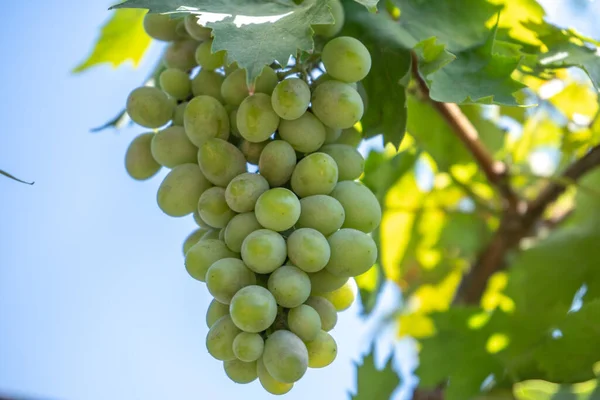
[278, 112, 326, 153]
[182, 228, 208, 256]
[312, 0, 345, 38]
[229, 285, 278, 333]
[254, 188, 301, 232]
[223, 359, 258, 384]
[224, 212, 263, 253]
[311, 80, 364, 129]
[241, 229, 287, 274]
[305, 330, 337, 368]
[319, 144, 365, 181]
[164, 39, 198, 71]
[262, 330, 309, 383]
[267, 265, 311, 308]
[317, 279, 357, 312]
[309, 268, 348, 294]
[225, 173, 269, 213]
[206, 315, 241, 361]
[185, 238, 238, 281]
[237, 93, 280, 143]
[197, 187, 237, 229]
[157, 163, 212, 217]
[172, 102, 187, 126]
[143, 13, 180, 41]
[151, 126, 197, 168]
[184, 95, 230, 146]
[322, 36, 372, 83]
[184, 14, 212, 41]
[271, 78, 311, 120]
[291, 152, 339, 198]
[323, 126, 342, 144]
[206, 258, 256, 304]
[257, 357, 293, 395]
[191, 70, 225, 103]
[239, 140, 270, 165]
[324, 228, 377, 277]
[159, 68, 191, 100]
[221, 67, 278, 106]
[126, 87, 174, 129]
[286, 228, 331, 273]
[195, 39, 226, 70]
[206, 298, 230, 328]
[304, 296, 337, 331]
[330, 181, 382, 233]
[296, 195, 345, 236]
[125, 133, 161, 180]
[335, 127, 363, 147]
[197, 138, 247, 187]
[201, 229, 221, 241]
[288, 304, 322, 342]
[233, 332, 264, 362]
[258, 140, 297, 187]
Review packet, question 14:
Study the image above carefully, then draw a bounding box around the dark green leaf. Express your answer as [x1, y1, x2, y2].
[352, 0, 378, 12]
[413, 37, 456, 78]
[351, 347, 400, 400]
[0, 169, 34, 185]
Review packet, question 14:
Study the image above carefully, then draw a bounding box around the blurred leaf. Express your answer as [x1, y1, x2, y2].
[0, 169, 34, 185]
[461, 105, 507, 155]
[353, 0, 379, 12]
[550, 83, 599, 121]
[351, 348, 400, 400]
[486, 0, 545, 46]
[511, 115, 565, 165]
[355, 264, 383, 315]
[514, 378, 600, 400]
[74, 9, 151, 73]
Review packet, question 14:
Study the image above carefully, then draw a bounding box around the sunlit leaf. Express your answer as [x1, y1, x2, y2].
[351, 347, 400, 400]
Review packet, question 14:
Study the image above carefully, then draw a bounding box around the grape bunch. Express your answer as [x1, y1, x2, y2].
[123, 0, 381, 394]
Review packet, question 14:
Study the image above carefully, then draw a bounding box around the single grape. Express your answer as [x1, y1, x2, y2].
[271, 78, 311, 120]
[229, 285, 278, 333]
[335, 127, 363, 147]
[206, 258, 256, 304]
[221, 67, 278, 106]
[286, 228, 331, 273]
[126, 87, 174, 129]
[157, 163, 212, 217]
[312, 0, 345, 38]
[224, 212, 263, 253]
[184, 96, 230, 146]
[262, 330, 309, 384]
[291, 153, 338, 198]
[317, 279, 357, 311]
[197, 187, 236, 229]
[225, 173, 269, 213]
[185, 238, 238, 281]
[172, 102, 187, 126]
[330, 181, 381, 233]
[308, 268, 348, 294]
[191, 69, 225, 103]
[287, 305, 322, 342]
[323, 126, 342, 144]
[206, 298, 230, 328]
[197, 138, 246, 187]
[229, 107, 240, 137]
[325, 228, 377, 277]
[254, 188, 300, 232]
[237, 93, 280, 143]
[193, 209, 209, 227]
[241, 229, 287, 273]
[150, 126, 197, 168]
[239, 140, 270, 165]
[125, 133, 161, 180]
[233, 332, 264, 362]
[219, 227, 226, 241]
[194, 39, 226, 70]
[312, 80, 364, 129]
[175, 19, 190, 39]
[305, 330, 337, 368]
[257, 357, 293, 395]
[278, 112, 326, 153]
[184, 14, 212, 41]
[159, 68, 191, 100]
[319, 144, 365, 181]
[305, 296, 337, 331]
[258, 140, 297, 187]
[223, 359, 257, 384]
[206, 315, 241, 361]
[143, 13, 180, 41]
[296, 195, 345, 236]
[183, 228, 208, 256]
[267, 265, 311, 308]
[322, 36, 372, 83]
[164, 39, 198, 71]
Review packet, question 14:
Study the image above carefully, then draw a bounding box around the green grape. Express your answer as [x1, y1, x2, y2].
[175, 19, 191, 39]
[258, 140, 297, 187]
[197, 138, 246, 187]
[233, 332, 264, 362]
[151, 126, 197, 168]
[334, 126, 362, 147]
[287, 305, 321, 342]
[313, 74, 358, 90]
[323, 126, 342, 144]
[157, 163, 212, 217]
[126, 87, 174, 129]
[325, 228, 377, 277]
[193, 210, 209, 227]
[305, 330, 337, 368]
[183, 228, 208, 255]
[185, 238, 238, 281]
[317, 278, 356, 311]
[305, 297, 337, 331]
[286, 228, 331, 273]
[278, 112, 326, 153]
[257, 357, 293, 395]
[221, 67, 278, 106]
[206, 298, 230, 328]
[262, 330, 309, 383]
[223, 359, 257, 384]
[125, 133, 161, 180]
[197, 187, 236, 229]
[255, 188, 301, 232]
[164, 39, 199, 71]
[296, 195, 345, 236]
[291, 153, 338, 198]
[172, 102, 187, 126]
[267, 265, 311, 308]
[184, 96, 230, 146]
[237, 93, 280, 143]
[224, 213, 263, 253]
[229, 285, 278, 332]
[191, 69, 225, 103]
[330, 181, 381, 233]
[143, 13, 180, 41]
[312, 0, 344, 38]
[312, 80, 364, 129]
[224, 173, 269, 213]
[241, 229, 287, 273]
[239, 140, 270, 165]
[322, 36, 372, 83]
[159, 68, 191, 100]
[184, 14, 212, 41]
[319, 144, 365, 181]
[206, 315, 241, 361]
[219, 227, 226, 241]
[271, 78, 311, 120]
[224, 62, 239, 76]
[195, 39, 226, 70]
[202, 229, 221, 241]
[229, 107, 240, 137]
[308, 268, 348, 294]
[206, 258, 256, 304]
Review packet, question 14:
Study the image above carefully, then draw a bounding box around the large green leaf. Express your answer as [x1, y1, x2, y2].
[351, 348, 400, 400]
[74, 9, 151, 73]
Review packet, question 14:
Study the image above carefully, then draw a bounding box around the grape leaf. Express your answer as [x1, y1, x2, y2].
[74, 9, 151, 73]
[0, 169, 34, 185]
[351, 347, 400, 400]
[514, 378, 600, 400]
[111, 0, 297, 17]
[413, 37, 456, 78]
[352, 0, 379, 12]
[487, 0, 545, 46]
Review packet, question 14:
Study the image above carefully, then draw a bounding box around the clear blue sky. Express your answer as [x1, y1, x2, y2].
[0, 1, 598, 400]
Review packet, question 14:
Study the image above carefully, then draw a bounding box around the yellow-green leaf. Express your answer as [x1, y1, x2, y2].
[550, 82, 599, 121]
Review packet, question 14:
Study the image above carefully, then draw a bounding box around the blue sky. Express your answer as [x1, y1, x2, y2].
[0, 1, 598, 400]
